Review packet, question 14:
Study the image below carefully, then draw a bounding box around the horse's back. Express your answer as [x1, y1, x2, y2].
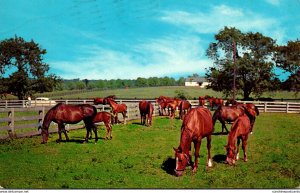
[183, 107, 213, 138]
[232, 115, 251, 135]
[93, 111, 111, 123]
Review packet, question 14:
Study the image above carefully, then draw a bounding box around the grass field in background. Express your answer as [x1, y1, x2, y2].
[33, 86, 299, 100]
[0, 113, 299, 189]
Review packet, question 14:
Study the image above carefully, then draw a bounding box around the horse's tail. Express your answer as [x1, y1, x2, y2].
[254, 105, 260, 116]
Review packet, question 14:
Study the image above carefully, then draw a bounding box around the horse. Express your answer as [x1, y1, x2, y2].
[105, 98, 127, 124]
[212, 105, 246, 133]
[179, 100, 191, 120]
[208, 97, 224, 109]
[139, 100, 154, 126]
[157, 101, 169, 116]
[166, 99, 181, 119]
[225, 114, 251, 165]
[236, 103, 259, 133]
[94, 95, 117, 105]
[198, 96, 206, 107]
[93, 111, 114, 140]
[40, 103, 97, 144]
[173, 107, 213, 176]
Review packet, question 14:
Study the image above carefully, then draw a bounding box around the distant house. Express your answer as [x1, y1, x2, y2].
[184, 77, 210, 88]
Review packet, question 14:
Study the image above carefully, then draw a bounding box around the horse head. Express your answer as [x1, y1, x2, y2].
[224, 145, 236, 165]
[173, 147, 191, 176]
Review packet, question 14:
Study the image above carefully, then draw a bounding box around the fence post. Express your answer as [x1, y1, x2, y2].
[264, 102, 267, 112]
[286, 102, 289, 113]
[5, 100, 8, 108]
[8, 109, 15, 138]
[38, 107, 45, 130]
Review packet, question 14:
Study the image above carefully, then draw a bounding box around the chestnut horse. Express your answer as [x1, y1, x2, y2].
[198, 96, 206, 107]
[212, 105, 246, 133]
[174, 107, 213, 176]
[225, 114, 251, 165]
[166, 99, 181, 119]
[105, 98, 127, 124]
[179, 100, 191, 120]
[208, 97, 224, 109]
[93, 111, 114, 140]
[40, 103, 97, 144]
[139, 100, 154, 126]
[94, 95, 117, 105]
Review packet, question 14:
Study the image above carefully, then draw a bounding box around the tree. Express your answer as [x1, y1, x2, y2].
[0, 36, 61, 99]
[206, 27, 276, 99]
[274, 40, 300, 92]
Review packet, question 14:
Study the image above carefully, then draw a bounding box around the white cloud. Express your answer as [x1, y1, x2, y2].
[265, 0, 281, 6]
[160, 4, 284, 42]
[50, 35, 212, 79]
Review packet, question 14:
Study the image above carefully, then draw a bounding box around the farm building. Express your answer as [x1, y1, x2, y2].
[184, 77, 210, 88]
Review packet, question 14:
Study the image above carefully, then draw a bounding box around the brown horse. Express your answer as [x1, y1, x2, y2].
[166, 99, 181, 119]
[225, 114, 251, 165]
[139, 100, 154, 126]
[236, 103, 259, 133]
[212, 105, 246, 133]
[94, 95, 117, 105]
[157, 101, 168, 116]
[93, 111, 114, 140]
[198, 96, 206, 107]
[179, 100, 191, 120]
[105, 98, 127, 124]
[174, 107, 213, 176]
[208, 97, 224, 109]
[40, 103, 97, 144]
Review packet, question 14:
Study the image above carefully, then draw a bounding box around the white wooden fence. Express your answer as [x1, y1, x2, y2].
[0, 99, 299, 140]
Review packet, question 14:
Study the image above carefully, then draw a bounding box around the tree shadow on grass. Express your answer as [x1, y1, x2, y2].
[161, 156, 176, 176]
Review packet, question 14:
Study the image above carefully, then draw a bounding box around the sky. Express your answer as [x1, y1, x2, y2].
[0, 0, 299, 80]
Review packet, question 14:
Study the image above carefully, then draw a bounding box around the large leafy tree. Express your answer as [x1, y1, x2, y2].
[0, 36, 61, 99]
[274, 40, 300, 92]
[206, 27, 276, 99]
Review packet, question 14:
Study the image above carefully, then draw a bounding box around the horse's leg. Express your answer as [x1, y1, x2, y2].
[242, 136, 248, 162]
[207, 135, 213, 167]
[123, 112, 127, 124]
[104, 122, 110, 139]
[192, 139, 202, 173]
[57, 123, 63, 142]
[83, 121, 91, 143]
[92, 123, 98, 143]
[236, 138, 241, 160]
[250, 117, 255, 134]
[62, 124, 69, 141]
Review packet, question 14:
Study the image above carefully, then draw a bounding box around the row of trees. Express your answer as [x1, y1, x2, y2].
[61, 77, 186, 90]
[206, 27, 299, 99]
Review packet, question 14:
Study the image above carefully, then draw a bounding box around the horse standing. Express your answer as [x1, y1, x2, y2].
[198, 96, 206, 107]
[93, 111, 114, 140]
[225, 114, 251, 165]
[40, 103, 97, 144]
[208, 97, 224, 110]
[179, 100, 191, 120]
[212, 106, 246, 133]
[94, 95, 117, 105]
[174, 107, 213, 176]
[105, 98, 127, 124]
[139, 100, 154, 126]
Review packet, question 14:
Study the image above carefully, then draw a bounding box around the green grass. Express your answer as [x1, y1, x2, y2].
[0, 113, 299, 189]
[33, 86, 299, 100]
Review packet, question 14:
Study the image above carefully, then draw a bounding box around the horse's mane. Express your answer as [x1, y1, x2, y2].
[42, 103, 63, 129]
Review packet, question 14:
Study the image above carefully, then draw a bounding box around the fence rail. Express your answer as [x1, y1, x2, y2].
[0, 99, 299, 140]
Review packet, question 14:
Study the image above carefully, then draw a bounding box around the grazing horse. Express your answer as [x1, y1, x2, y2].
[157, 101, 169, 116]
[139, 100, 154, 126]
[212, 105, 246, 133]
[236, 103, 259, 133]
[179, 100, 191, 120]
[225, 114, 251, 165]
[174, 107, 213, 176]
[105, 98, 127, 124]
[198, 96, 206, 107]
[93, 111, 114, 140]
[40, 103, 97, 144]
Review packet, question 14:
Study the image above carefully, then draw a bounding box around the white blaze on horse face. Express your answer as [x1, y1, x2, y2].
[175, 157, 179, 170]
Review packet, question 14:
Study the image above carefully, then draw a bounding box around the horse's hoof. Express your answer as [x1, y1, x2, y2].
[244, 158, 248, 162]
[56, 139, 61, 143]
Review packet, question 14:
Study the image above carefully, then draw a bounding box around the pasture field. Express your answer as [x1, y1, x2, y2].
[34, 86, 299, 100]
[0, 113, 299, 189]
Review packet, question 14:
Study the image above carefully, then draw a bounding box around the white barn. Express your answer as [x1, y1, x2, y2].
[184, 77, 210, 88]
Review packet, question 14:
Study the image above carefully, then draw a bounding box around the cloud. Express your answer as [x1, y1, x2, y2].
[50, 35, 212, 80]
[160, 4, 284, 42]
[265, 0, 281, 6]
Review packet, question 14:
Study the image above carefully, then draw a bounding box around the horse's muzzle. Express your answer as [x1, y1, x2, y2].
[174, 169, 184, 177]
